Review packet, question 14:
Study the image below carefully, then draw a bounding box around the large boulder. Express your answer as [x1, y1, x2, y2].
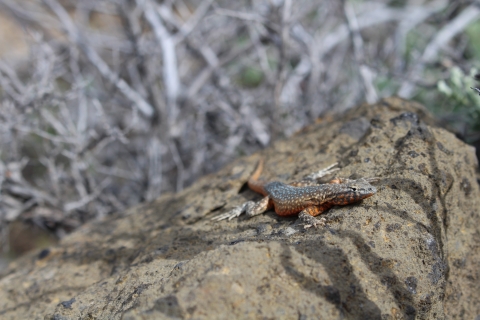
[0, 97, 478, 319]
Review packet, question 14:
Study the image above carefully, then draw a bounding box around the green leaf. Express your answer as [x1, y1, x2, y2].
[239, 66, 264, 88]
[437, 80, 452, 96]
[450, 67, 464, 89]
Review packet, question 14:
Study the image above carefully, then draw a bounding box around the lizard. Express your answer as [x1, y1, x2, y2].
[212, 158, 378, 228]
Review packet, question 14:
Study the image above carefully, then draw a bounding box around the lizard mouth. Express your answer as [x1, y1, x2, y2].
[362, 187, 377, 198]
[351, 186, 377, 201]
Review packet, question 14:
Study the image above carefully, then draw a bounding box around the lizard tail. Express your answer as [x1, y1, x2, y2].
[247, 158, 268, 196]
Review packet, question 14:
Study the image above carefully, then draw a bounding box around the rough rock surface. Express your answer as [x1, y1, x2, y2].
[0, 98, 479, 320]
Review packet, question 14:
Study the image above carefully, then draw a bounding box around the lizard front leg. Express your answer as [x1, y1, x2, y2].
[245, 196, 272, 217]
[305, 162, 339, 180]
[212, 196, 272, 221]
[298, 204, 333, 229]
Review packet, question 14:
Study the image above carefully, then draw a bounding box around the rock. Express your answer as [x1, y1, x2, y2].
[0, 97, 479, 319]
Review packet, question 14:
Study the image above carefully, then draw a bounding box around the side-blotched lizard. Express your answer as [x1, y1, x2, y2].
[212, 159, 378, 228]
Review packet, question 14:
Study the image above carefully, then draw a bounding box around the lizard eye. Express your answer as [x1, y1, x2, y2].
[350, 187, 357, 191]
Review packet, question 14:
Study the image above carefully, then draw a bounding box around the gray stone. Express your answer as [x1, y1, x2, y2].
[0, 97, 479, 320]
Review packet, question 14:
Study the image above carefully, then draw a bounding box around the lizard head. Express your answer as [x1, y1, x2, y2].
[326, 178, 377, 205]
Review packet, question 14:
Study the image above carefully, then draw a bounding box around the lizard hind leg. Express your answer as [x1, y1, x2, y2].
[245, 196, 273, 217]
[211, 201, 256, 221]
[290, 163, 340, 187]
[211, 196, 272, 221]
[328, 177, 380, 184]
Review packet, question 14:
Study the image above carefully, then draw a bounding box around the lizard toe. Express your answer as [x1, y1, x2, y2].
[211, 206, 243, 221]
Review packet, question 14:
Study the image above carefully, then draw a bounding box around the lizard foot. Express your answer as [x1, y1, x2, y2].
[306, 163, 339, 180]
[211, 201, 255, 221]
[299, 212, 326, 229]
[211, 206, 244, 221]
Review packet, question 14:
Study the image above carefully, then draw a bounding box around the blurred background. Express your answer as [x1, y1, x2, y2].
[0, 0, 479, 270]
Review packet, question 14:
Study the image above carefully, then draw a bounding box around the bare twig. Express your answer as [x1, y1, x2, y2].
[146, 137, 163, 201]
[343, 1, 378, 103]
[63, 178, 111, 212]
[272, 0, 292, 136]
[39, 157, 61, 199]
[317, 2, 447, 59]
[214, 8, 268, 24]
[173, 0, 215, 44]
[141, 0, 179, 128]
[169, 142, 185, 192]
[186, 42, 255, 98]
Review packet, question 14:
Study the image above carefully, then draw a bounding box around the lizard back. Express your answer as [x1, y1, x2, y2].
[264, 181, 376, 216]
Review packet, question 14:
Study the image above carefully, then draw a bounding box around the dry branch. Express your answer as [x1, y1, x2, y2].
[43, 0, 155, 118]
